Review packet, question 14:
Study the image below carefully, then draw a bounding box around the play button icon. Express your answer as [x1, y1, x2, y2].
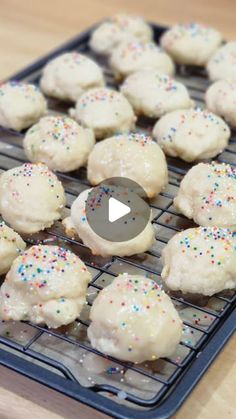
[109, 197, 131, 222]
[85, 177, 151, 242]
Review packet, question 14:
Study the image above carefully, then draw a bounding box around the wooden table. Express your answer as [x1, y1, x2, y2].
[0, 1, 235, 418]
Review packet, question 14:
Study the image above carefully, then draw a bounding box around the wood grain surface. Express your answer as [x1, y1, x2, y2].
[0, 0, 235, 418]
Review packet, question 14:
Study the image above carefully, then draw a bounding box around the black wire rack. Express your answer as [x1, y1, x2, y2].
[0, 23, 235, 419]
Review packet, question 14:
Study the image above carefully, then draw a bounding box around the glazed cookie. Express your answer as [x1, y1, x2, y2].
[89, 14, 153, 56]
[63, 188, 155, 257]
[161, 23, 222, 66]
[0, 81, 47, 131]
[162, 227, 236, 296]
[71, 87, 136, 140]
[23, 116, 95, 172]
[207, 42, 236, 81]
[87, 133, 168, 198]
[121, 70, 193, 118]
[87, 274, 182, 363]
[174, 162, 236, 230]
[0, 221, 26, 275]
[40, 52, 105, 102]
[152, 108, 230, 162]
[110, 14, 153, 42]
[0, 245, 91, 328]
[205, 79, 236, 127]
[110, 40, 175, 80]
[0, 163, 66, 234]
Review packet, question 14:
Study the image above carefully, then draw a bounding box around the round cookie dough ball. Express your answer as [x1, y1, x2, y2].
[207, 42, 236, 81]
[205, 79, 236, 127]
[121, 70, 193, 118]
[152, 108, 230, 162]
[87, 133, 168, 198]
[162, 227, 236, 296]
[63, 188, 155, 257]
[0, 163, 66, 234]
[0, 245, 91, 328]
[89, 14, 153, 56]
[89, 22, 136, 56]
[87, 274, 182, 363]
[0, 222, 26, 275]
[174, 162, 236, 230]
[110, 40, 175, 80]
[0, 81, 47, 131]
[23, 116, 95, 172]
[40, 52, 105, 102]
[71, 87, 136, 140]
[161, 23, 222, 66]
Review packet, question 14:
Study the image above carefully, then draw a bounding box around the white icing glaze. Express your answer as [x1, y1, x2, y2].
[40, 52, 105, 102]
[0, 163, 66, 234]
[24, 116, 95, 172]
[153, 108, 230, 162]
[0, 82, 47, 131]
[174, 162, 236, 230]
[0, 245, 91, 328]
[88, 274, 182, 363]
[87, 132, 168, 198]
[121, 70, 193, 118]
[161, 23, 222, 66]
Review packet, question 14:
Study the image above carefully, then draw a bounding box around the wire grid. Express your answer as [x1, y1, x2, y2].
[0, 25, 235, 411]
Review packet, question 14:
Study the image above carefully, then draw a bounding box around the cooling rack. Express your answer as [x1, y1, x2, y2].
[0, 22, 235, 419]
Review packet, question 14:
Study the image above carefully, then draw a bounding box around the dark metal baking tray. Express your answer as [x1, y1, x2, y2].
[0, 22, 235, 419]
